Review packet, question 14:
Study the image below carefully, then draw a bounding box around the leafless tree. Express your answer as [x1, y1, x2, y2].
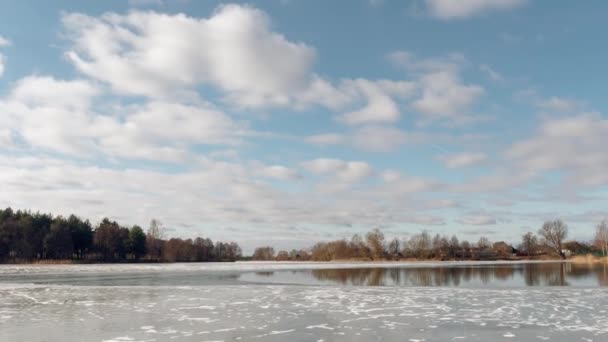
[459, 240, 471, 259]
[252, 246, 275, 260]
[275, 250, 289, 261]
[388, 238, 401, 259]
[492, 241, 511, 258]
[595, 220, 608, 257]
[538, 219, 568, 259]
[520, 232, 539, 257]
[146, 219, 165, 261]
[366, 228, 386, 260]
[449, 235, 459, 258]
[407, 231, 432, 259]
[477, 236, 491, 250]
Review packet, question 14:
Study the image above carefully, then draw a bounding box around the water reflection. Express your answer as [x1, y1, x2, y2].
[247, 263, 608, 287]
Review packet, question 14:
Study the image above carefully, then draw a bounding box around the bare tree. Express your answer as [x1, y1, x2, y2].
[492, 241, 512, 259]
[538, 219, 568, 259]
[449, 235, 459, 258]
[146, 219, 165, 261]
[366, 228, 386, 260]
[595, 220, 608, 257]
[459, 240, 471, 259]
[388, 238, 401, 259]
[477, 236, 491, 250]
[520, 232, 539, 257]
[407, 231, 432, 259]
[252, 246, 275, 260]
[275, 250, 289, 261]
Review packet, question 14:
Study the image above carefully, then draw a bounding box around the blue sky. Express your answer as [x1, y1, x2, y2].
[1, 0, 607, 252]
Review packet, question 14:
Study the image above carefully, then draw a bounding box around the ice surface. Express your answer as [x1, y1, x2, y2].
[1, 284, 607, 341]
[1, 262, 606, 341]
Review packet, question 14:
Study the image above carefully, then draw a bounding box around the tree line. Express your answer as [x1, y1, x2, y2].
[0, 208, 241, 263]
[3, 206, 608, 264]
[253, 219, 608, 261]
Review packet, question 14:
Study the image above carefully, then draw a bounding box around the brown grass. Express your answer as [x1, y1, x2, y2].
[571, 254, 608, 264]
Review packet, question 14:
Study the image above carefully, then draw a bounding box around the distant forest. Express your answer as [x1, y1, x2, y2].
[0, 208, 241, 263]
[253, 220, 608, 262]
[2, 207, 607, 264]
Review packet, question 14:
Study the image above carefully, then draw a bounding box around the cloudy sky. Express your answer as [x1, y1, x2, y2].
[1, 0, 607, 252]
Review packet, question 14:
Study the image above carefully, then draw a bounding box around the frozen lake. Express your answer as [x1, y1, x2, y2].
[1, 261, 607, 341]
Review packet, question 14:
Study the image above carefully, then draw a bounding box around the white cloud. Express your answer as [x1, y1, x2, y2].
[405, 215, 446, 225]
[388, 51, 484, 121]
[412, 70, 484, 118]
[379, 170, 439, 193]
[537, 96, 579, 112]
[306, 126, 436, 152]
[425, 0, 526, 20]
[0, 154, 456, 251]
[1, 76, 102, 155]
[306, 126, 489, 153]
[439, 152, 487, 168]
[63, 5, 317, 106]
[61, 5, 419, 122]
[507, 112, 608, 187]
[0, 75, 247, 161]
[0, 129, 12, 146]
[381, 170, 402, 183]
[0, 35, 10, 77]
[337, 79, 415, 125]
[302, 158, 373, 183]
[351, 126, 409, 151]
[457, 215, 497, 225]
[305, 133, 345, 146]
[11, 75, 99, 109]
[480, 64, 503, 81]
[256, 165, 300, 181]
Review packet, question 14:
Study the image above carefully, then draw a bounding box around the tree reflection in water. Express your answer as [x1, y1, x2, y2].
[308, 263, 608, 287]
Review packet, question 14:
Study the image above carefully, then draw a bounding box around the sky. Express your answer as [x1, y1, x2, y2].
[1, 0, 607, 253]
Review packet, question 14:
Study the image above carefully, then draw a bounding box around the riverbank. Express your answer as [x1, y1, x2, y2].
[571, 254, 608, 264]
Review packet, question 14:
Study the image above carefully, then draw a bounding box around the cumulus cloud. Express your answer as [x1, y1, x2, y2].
[61, 5, 421, 125]
[63, 5, 317, 106]
[412, 70, 484, 118]
[425, 0, 526, 19]
[388, 51, 484, 121]
[337, 79, 415, 125]
[507, 113, 608, 187]
[256, 165, 301, 181]
[0, 75, 247, 161]
[438, 152, 487, 168]
[302, 158, 373, 183]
